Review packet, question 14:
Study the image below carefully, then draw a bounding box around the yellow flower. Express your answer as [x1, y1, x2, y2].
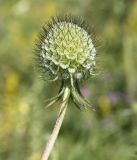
[5, 72, 19, 97]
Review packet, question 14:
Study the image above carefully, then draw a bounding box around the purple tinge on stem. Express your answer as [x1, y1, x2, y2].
[80, 88, 90, 97]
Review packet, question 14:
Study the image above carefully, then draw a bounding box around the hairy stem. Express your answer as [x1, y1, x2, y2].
[41, 87, 70, 160]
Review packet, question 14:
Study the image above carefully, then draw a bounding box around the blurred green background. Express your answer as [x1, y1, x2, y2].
[0, 0, 137, 160]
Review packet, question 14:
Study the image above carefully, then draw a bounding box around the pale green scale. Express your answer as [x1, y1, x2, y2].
[41, 21, 96, 79]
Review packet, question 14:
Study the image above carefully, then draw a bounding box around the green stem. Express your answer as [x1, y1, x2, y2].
[41, 87, 70, 160]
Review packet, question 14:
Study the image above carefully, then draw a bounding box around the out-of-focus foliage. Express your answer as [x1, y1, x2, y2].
[0, 0, 137, 160]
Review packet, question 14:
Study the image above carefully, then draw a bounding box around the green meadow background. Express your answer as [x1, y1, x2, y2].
[0, 0, 137, 159]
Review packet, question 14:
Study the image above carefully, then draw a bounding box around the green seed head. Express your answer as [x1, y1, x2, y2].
[36, 17, 96, 81]
[35, 16, 97, 110]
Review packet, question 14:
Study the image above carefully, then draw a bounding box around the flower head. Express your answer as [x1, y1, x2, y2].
[35, 16, 97, 109]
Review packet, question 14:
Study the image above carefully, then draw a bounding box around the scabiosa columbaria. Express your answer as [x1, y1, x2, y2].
[34, 16, 97, 160]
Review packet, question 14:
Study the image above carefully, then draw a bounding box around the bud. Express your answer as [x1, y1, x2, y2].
[35, 16, 97, 109]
